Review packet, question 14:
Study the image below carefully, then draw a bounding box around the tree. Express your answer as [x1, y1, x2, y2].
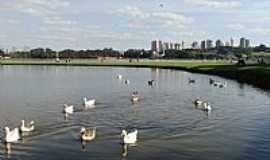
[30, 48, 46, 58]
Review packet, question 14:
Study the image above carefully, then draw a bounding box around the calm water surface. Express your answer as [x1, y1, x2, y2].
[0, 66, 270, 160]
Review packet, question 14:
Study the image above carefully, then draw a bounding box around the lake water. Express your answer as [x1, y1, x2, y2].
[0, 66, 270, 160]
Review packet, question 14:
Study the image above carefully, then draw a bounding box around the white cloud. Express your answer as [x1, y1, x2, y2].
[111, 6, 193, 29]
[43, 16, 77, 25]
[0, 0, 71, 17]
[227, 24, 245, 31]
[251, 28, 270, 36]
[184, 0, 241, 9]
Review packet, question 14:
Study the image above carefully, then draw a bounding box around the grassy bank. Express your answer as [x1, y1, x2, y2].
[1, 59, 270, 90]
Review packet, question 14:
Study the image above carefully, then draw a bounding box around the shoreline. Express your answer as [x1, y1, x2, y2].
[1, 59, 270, 91]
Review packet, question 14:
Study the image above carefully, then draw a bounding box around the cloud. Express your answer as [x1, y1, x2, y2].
[111, 6, 193, 29]
[184, 0, 241, 9]
[251, 28, 270, 36]
[43, 16, 77, 25]
[227, 24, 245, 31]
[0, 0, 71, 17]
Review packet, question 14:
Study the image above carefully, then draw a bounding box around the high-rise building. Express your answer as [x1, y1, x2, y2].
[239, 37, 246, 48]
[158, 40, 163, 52]
[215, 40, 224, 48]
[151, 40, 163, 53]
[206, 40, 213, 49]
[230, 38, 234, 47]
[245, 39, 250, 48]
[191, 41, 199, 49]
[169, 42, 174, 50]
[163, 42, 169, 50]
[201, 40, 206, 50]
[174, 43, 181, 50]
[181, 41, 185, 49]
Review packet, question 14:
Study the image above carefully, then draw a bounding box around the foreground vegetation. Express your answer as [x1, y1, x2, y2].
[1, 58, 270, 90]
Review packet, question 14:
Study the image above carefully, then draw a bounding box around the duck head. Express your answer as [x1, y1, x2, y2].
[30, 121, 34, 125]
[4, 127, 10, 134]
[80, 127, 86, 134]
[121, 130, 127, 137]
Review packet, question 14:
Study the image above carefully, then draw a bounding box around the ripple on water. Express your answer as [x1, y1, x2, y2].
[0, 66, 270, 160]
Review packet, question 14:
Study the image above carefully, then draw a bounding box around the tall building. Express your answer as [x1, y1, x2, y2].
[158, 40, 163, 52]
[215, 39, 224, 48]
[169, 42, 174, 50]
[225, 41, 231, 47]
[245, 39, 250, 48]
[151, 40, 163, 53]
[181, 41, 185, 50]
[239, 37, 246, 48]
[191, 41, 199, 49]
[174, 43, 181, 50]
[206, 40, 213, 49]
[230, 38, 234, 47]
[163, 42, 169, 50]
[201, 40, 206, 50]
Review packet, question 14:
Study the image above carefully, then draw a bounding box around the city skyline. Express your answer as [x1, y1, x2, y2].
[0, 0, 270, 50]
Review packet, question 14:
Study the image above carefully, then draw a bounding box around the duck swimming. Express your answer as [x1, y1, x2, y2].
[121, 129, 138, 144]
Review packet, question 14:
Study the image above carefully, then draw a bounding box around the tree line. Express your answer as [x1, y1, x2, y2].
[1, 44, 270, 60]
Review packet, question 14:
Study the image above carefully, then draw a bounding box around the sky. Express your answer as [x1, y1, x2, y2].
[0, 0, 270, 50]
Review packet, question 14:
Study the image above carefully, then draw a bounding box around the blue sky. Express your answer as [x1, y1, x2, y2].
[0, 0, 270, 50]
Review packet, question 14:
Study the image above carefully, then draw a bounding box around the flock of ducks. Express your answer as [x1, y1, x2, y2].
[3, 73, 226, 157]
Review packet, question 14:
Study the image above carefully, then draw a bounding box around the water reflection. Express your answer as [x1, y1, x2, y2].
[122, 144, 128, 157]
[4, 142, 11, 156]
[80, 140, 87, 152]
[0, 66, 270, 160]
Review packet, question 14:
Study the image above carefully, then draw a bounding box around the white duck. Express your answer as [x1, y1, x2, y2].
[4, 127, 20, 143]
[194, 98, 203, 106]
[83, 97, 96, 107]
[63, 104, 74, 114]
[131, 91, 140, 103]
[121, 129, 138, 144]
[117, 74, 123, 80]
[20, 120, 35, 132]
[131, 95, 140, 103]
[80, 127, 96, 141]
[202, 102, 212, 112]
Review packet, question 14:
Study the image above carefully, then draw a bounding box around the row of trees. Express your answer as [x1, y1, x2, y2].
[2, 44, 270, 59]
[10, 48, 121, 59]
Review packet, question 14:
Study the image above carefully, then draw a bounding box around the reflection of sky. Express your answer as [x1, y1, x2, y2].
[0, 66, 270, 159]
